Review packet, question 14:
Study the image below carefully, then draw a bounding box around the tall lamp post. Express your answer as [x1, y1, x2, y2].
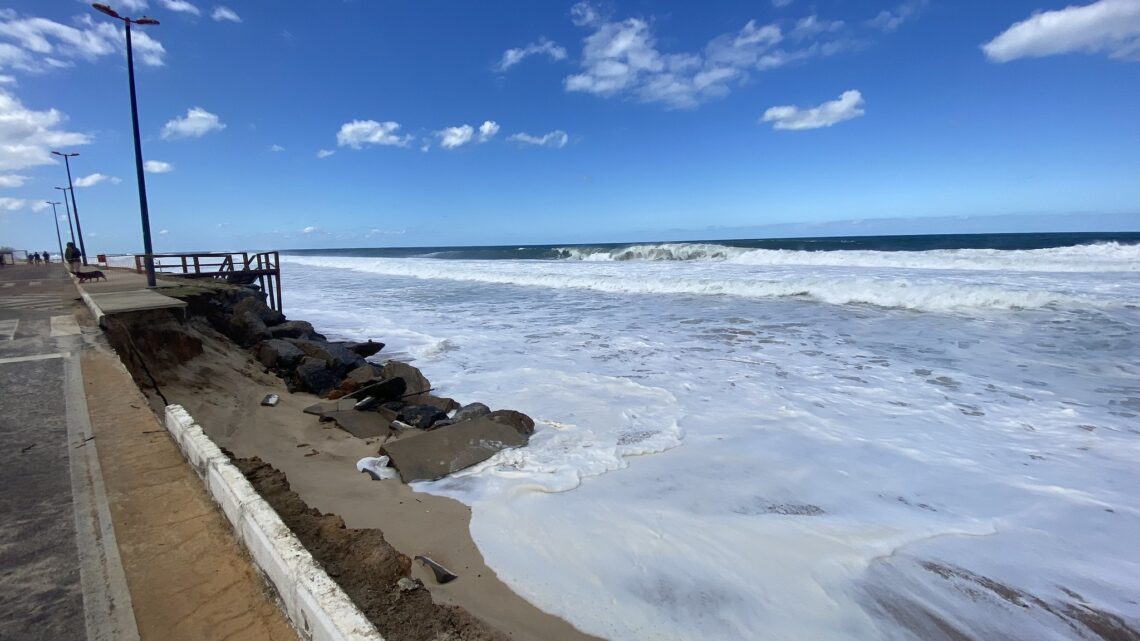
[51, 151, 87, 266]
[45, 199, 65, 260]
[92, 3, 160, 287]
[55, 186, 76, 244]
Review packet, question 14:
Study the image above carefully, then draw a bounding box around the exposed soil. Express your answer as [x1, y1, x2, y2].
[231, 456, 509, 641]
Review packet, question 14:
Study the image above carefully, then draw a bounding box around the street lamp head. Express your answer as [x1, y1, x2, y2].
[51, 150, 79, 158]
[93, 3, 121, 19]
[134, 16, 160, 25]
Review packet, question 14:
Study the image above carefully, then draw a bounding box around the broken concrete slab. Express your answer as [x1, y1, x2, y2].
[380, 416, 529, 483]
[324, 410, 392, 439]
[301, 398, 359, 416]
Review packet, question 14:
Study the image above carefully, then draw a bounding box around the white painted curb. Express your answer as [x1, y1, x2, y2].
[76, 284, 106, 326]
[164, 405, 385, 641]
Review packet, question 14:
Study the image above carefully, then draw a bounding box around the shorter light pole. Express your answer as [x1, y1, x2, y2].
[55, 187, 76, 244]
[93, 3, 160, 287]
[52, 151, 87, 266]
[46, 201, 65, 261]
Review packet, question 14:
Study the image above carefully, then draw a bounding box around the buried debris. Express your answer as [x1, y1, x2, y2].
[414, 555, 458, 584]
[356, 456, 398, 480]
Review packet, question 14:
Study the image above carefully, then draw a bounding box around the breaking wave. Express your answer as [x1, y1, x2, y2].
[280, 255, 1120, 312]
[555, 241, 1140, 272]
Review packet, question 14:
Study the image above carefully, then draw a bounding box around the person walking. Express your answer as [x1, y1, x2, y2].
[64, 242, 80, 273]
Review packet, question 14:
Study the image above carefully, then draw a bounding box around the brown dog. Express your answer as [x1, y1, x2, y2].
[76, 270, 107, 283]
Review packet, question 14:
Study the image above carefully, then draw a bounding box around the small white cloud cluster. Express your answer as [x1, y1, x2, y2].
[866, 1, 925, 33]
[159, 0, 200, 16]
[212, 6, 241, 23]
[761, 89, 865, 130]
[161, 107, 226, 139]
[74, 172, 120, 187]
[333, 117, 568, 153]
[558, 1, 852, 108]
[495, 38, 567, 71]
[509, 130, 569, 148]
[982, 0, 1140, 63]
[336, 120, 413, 149]
[435, 120, 500, 149]
[145, 160, 173, 173]
[0, 12, 167, 72]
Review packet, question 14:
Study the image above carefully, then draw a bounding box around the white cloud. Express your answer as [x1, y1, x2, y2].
[74, 172, 119, 187]
[270, 144, 284, 152]
[437, 124, 474, 149]
[159, 0, 201, 16]
[570, 2, 605, 27]
[161, 107, 225, 139]
[0, 173, 27, 187]
[211, 6, 241, 23]
[478, 120, 500, 142]
[30, 200, 47, 212]
[0, 89, 91, 171]
[316, 148, 335, 158]
[0, 13, 166, 72]
[120, 1, 150, 11]
[144, 160, 173, 173]
[495, 38, 567, 71]
[336, 120, 412, 148]
[0, 196, 25, 210]
[791, 15, 844, 40]
[982, 0, 1140, 63]
[866, 1, 925, 33]
[772, 0, 794, 6]
[0, 74, 15, 84]
[509, 130, 569, 148]
[761, 89, 865, 130]
[302, 226, 317, 234]
[159, 228, 169, 234]
[563, 9, 847, 109]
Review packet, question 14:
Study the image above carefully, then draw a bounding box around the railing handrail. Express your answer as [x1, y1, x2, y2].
[130, 250, 282, 312]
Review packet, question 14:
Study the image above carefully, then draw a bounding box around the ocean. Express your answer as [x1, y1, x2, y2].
[282, 232, 1140, 640]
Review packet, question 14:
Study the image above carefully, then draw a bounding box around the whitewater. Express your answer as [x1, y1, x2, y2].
[279, 240, 1140, 641]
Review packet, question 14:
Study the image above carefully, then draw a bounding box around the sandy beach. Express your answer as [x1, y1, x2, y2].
[106, 292, 601, 641]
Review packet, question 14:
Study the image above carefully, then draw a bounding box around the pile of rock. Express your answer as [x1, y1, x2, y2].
[207, 285, 536, 482]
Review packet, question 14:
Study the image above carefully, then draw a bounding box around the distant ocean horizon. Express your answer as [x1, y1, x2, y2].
[279, 230, 1140, 260]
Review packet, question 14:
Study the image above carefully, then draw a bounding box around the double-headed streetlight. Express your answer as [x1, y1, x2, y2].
[46, 201, 65, 261]
[51, 151, 87, 266]
[54, 186, 77, 244]
[92, 3, 160, 287]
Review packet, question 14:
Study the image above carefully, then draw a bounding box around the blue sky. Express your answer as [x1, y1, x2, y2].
[1, 0, 1139, 252]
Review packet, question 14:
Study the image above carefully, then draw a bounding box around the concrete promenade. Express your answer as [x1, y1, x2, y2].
[0, 263, 296, 641]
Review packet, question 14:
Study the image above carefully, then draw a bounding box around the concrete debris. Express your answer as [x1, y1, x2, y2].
[381, 416, 529, 482]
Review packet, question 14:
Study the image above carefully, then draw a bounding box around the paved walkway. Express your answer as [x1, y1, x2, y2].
[0, 264, 295, 641]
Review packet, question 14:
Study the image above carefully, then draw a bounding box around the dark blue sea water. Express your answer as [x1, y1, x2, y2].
[282, 231, 1140, 260]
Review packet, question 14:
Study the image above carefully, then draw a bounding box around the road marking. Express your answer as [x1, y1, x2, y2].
[0, 294, 64, 311]
[29, 281, 41, 286]
[1, 282, 13, 288]
[64, 351, 141, 641]
[50, 315, 80, 337]
[0, 319, 16, 341]
[0, 352, 66, 364]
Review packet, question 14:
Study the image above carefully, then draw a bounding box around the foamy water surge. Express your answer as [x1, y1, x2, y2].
[281, 246, 1140, 641]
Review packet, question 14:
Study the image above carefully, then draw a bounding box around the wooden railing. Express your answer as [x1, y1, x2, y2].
[134, 251, 283, 312]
